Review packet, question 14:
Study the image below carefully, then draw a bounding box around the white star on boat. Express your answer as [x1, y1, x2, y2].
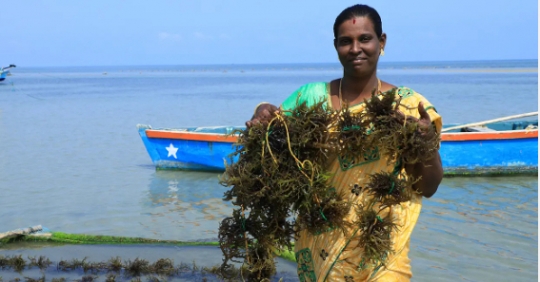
[166, 143, 178, 159]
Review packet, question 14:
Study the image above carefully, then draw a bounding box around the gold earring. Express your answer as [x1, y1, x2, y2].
[380, 48, 385, 56]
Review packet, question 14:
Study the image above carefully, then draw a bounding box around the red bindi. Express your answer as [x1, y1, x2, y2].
[352, 19, 356, 24]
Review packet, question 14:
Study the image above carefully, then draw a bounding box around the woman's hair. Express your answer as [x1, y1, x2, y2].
[333, 4, 382, 39]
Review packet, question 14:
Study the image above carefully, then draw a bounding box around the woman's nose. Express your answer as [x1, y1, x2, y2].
[350, 41, 361, 54]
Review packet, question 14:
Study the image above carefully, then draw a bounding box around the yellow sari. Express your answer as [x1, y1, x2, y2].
[280, 82, 442, 281]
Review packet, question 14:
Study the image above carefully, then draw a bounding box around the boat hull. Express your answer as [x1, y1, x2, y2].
[440, 136, 537, 175]
[138, 125, 238, 172]
[138, 124, 538, 176]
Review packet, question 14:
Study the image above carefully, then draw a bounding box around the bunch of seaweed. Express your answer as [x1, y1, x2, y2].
[219, 98, 351, 281]
[363, 171, 417, 209]
[353, 206, 399, 270]
[348, 171, 416, 268]
[0, 255, 26, 272]
[336, 101, 370, 160]
[352, 87, 440, 268]
[219, 87, 441, 279]
[363, 88, 440, 165]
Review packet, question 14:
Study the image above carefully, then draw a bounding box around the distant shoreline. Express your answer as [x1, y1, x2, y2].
[433, 68, 538, 73]
[7, 59, 538, 69]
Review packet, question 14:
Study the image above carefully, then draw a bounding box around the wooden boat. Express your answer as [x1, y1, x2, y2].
[137, 118, 538, 176]
[0, 64, 16, 82]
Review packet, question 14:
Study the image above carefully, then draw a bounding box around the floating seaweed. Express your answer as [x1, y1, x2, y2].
[151, 258, 176, 276]
[22, 276, 45, 282]
[125, 258, 152, 277]
[105, 273, 118, 282]
[27, 256, 51, 270]
[78, 275, 98, 282]
[0, 255, 249, 282]
[108, 257, 123, 272]
[4, 255, 26, 272]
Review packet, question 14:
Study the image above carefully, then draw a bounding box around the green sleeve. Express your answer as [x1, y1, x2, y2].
[280, 82, 329, 114]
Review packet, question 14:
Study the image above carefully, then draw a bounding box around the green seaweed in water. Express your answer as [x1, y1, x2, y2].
[78, 275, 98, 282]
[10, 255, 26, 272]
[104, 273, 117, 282]
[22, 276, 45, 282]
[124, 258, 151, 277]
[27, 256, 51, 270]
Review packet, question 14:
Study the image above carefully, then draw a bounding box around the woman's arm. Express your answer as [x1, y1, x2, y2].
[403, 102, 443, 198]
[406, 151, 443, 198]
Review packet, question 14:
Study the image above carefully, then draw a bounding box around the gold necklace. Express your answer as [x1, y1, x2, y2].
[338, 78, 382, 109]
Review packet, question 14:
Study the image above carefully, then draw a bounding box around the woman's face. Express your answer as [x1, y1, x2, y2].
[334, 16, 386, 78]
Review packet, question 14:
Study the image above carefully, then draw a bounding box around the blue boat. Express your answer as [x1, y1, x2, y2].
[137, 118, 538, 176]
[0, 64, 16, 82]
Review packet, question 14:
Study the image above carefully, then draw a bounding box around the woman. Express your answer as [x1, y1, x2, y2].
[247, 4, 443, 281]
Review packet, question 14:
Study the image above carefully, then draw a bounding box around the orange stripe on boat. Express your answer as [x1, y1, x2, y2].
[441, 129, 538, 141]
[147, 129, 538, 143]
[146, 130, 238, 143]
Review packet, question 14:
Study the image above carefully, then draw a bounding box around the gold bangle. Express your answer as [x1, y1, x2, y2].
[253, 102, 271, 115]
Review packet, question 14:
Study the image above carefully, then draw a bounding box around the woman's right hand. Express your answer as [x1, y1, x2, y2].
[245, 103, 279, 128]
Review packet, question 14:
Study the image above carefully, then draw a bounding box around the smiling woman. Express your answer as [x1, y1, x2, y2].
[247, 4, 443, 282]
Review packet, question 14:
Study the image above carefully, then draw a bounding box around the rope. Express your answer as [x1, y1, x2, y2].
[264, 114, 316, 187]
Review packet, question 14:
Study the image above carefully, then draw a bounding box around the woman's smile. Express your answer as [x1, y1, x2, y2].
[351, 57, 368, 64]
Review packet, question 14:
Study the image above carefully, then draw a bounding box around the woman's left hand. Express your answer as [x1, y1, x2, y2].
[397, 101, 436, 140]
[400, 102, 443, 198]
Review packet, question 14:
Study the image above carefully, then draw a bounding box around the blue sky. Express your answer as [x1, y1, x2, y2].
[2, 0, 538, 67]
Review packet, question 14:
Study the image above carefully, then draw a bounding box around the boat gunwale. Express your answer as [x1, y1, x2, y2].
[441, 129, 538, 141]
[146, 128, 538, 143]
[146, 129, 238, 143]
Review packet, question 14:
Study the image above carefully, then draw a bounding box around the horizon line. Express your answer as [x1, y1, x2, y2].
[8, 58, 538, 69]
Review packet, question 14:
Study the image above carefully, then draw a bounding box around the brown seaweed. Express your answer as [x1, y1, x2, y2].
[219, 89, 441, 279]
[364, 88, 440, 165]
[336, 101, 371, 167]
[354, 207, 398, 269]
[219, 98, 349, 281]
[363, 172, 415, 209]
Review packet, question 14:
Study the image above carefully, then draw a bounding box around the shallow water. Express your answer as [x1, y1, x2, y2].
[0, 61, 537, 281]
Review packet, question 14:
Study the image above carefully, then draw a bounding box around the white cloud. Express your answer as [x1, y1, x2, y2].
[158, 32, 182, 41]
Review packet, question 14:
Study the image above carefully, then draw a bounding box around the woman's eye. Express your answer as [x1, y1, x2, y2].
[360, 36, 371, 42]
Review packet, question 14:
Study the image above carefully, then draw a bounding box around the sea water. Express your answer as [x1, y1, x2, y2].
[0, 60, 537, 281]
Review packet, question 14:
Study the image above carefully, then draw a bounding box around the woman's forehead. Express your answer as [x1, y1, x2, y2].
[337, 17, 375, 36]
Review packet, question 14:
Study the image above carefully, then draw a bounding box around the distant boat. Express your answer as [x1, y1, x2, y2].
[0, 64, 16, 82]
[137, 115, 538, 176]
